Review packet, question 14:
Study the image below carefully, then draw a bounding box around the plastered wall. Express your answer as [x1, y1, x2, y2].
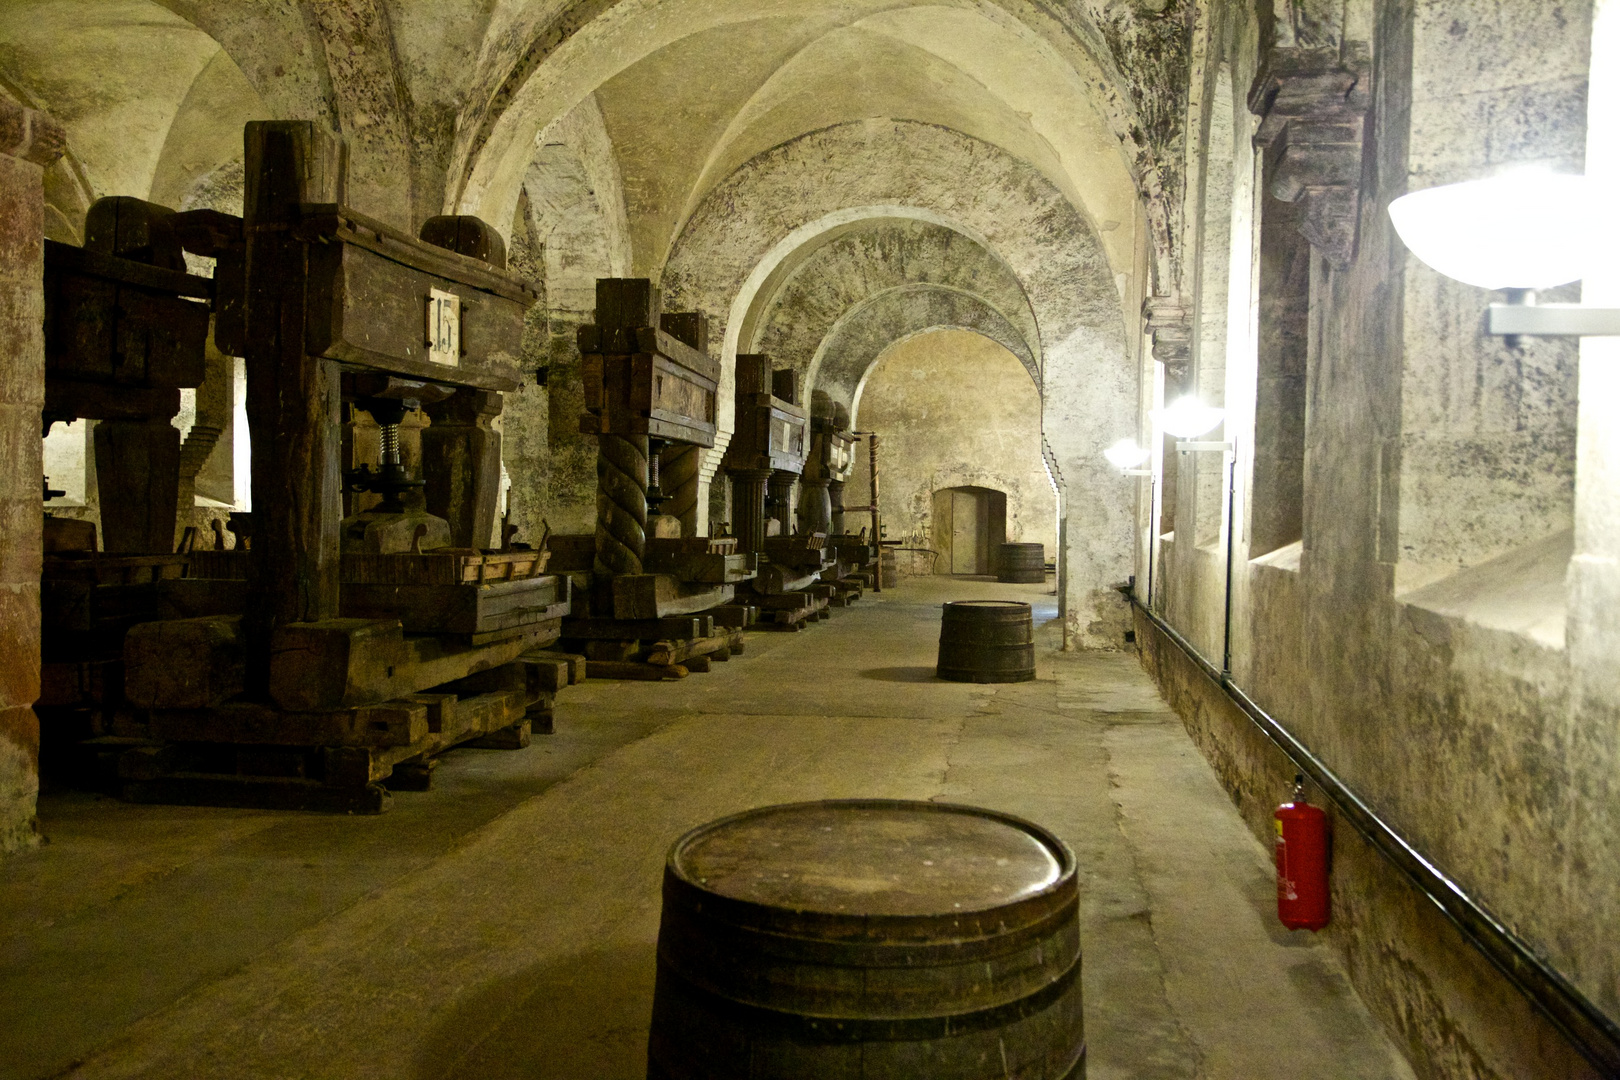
[843, 329, 1056, 563]
[1139, 1, 1616, 1076]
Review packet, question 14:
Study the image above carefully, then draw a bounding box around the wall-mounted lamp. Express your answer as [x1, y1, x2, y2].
[1388, 168, 1620, 338]
[1152, 397, 1228, 451]
[1104, 438, 1152, 477]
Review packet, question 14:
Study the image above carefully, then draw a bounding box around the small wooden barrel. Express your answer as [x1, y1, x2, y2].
[937, 599, 1036, 683]
[648, 800, 1084, 1079]
[998, 542, 1046, 583]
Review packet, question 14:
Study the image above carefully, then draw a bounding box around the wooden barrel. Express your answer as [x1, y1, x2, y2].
[648, 800, 1084, 1080]
[936, 599, 1035, 683]
[998, 542, 1046, 583]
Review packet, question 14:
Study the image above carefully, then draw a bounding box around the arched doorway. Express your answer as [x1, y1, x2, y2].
[932, 486, 1007, 575]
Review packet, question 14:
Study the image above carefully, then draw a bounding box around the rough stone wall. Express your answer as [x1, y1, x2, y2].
[503, 100, 634, 540]
[843, 329, 1057, 561]
[1140, 0, 1617, 1075]
[661, 119, 1133, 644]
[749, 217, 1041, 402]
[0, 99, 63, 852]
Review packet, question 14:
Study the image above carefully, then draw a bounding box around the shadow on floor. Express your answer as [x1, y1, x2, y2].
[859, 666, 940, 683]
[422, 941, 658, 1080]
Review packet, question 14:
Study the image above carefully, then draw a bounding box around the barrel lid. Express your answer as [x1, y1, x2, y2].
[943, 599, 1031, 610]
[669, 800, 1070, 918]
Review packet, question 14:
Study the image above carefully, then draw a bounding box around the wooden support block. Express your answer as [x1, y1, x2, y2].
[443, 662, 527, 699]
[439, 690, 528, 745]
[684, 655, 712, 674]
[465, 719, 531, 749]
[611, 575, 734, 620]
[147, 700, 430, 748]
[384, 759, 436, 791]
[583, 639, 640, 662]
[753, 564, 823, 595]
[526, 702, 555, 735]
[125, 616, 245, 709]
[564, 616, 702, 641]
[523, 649, 585, 685]
[268, 619, 546, 711]
[520, 655, 570, 694]
[339, 577, 569, 635]
[710, 648, 731, 662]
[643, 633, 738, 666]
[710, 605, 757, 629]
[642, 550, 757, 584]
[751, 592, 813, 611]
[402, 693, 457, 734]
[324, 746, 380, 788]
[588, 661, 688, 681]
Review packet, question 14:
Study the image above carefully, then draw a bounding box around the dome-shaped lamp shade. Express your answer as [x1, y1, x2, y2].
[1153, 397, 1225, 440]
[1388, 170, 1592, 291]
[1104, 439, 1151, 469]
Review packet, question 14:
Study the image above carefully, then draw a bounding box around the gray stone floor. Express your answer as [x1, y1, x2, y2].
[0, 576, 1415, 1080]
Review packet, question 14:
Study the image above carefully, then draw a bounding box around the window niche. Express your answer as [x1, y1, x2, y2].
[1249, 180, 1310, 557]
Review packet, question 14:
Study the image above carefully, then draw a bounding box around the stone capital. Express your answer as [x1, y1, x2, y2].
[1248, 42, 1372, 268]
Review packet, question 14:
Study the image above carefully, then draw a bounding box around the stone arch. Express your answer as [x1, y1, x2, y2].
[0, 0, 269, 233]
[447, 0, 1161, 280]
[825, 286, 1039, 426]
[659, 118, 1123, 443]
[501, 95, 635, 542]
[746, 216, 1040, 394]
[520, 95, 632, 310]
[660, 118, 1132, 645]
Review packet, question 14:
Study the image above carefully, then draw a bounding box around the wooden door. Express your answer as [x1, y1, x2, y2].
[952, 490, 979, 573]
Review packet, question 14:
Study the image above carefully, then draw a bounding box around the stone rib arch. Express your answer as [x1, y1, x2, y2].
[522, 95, 633, 312]
[659, 118, 1133, 645]
[817, 285, 1039, 428]
[444, 0, 1163, 269]
[749, 216, 1041, 388]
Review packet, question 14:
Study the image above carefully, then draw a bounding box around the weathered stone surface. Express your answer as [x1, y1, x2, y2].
[1142, 0, 1615, 1074]
[0, 100, 53, 855]
[843, 329, 1055, 565]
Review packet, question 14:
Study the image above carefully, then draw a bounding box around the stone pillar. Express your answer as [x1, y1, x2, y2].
[728, 468, 772, 554]
[0, 99, 64, 852]
[768, 470, 797, 536]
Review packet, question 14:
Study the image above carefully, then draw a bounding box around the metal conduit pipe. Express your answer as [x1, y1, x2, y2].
[1125, 590, 1620, 1076]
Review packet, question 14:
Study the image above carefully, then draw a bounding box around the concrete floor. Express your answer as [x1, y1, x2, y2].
[0, 576, 1415, 1080]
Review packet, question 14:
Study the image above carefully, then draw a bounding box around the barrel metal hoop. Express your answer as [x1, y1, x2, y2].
[652, 951, 1082, 1044]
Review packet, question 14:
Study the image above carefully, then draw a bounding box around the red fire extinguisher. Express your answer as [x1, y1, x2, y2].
[1276, 773, 1330, 931]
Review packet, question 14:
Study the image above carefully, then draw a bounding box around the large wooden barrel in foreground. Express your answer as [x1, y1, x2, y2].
[648, 800, 1084, 1079]
[998, 542, 1046, 583]
[937, 599, 1036, 683]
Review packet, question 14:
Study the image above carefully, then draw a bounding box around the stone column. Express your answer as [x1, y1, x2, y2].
[0, 99, 64, 852]
[768, 470, 797, 536]
[728, 468, 772, 554]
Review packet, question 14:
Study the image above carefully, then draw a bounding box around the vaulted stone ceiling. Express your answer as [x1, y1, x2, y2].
[0, 0, 1194, 640]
